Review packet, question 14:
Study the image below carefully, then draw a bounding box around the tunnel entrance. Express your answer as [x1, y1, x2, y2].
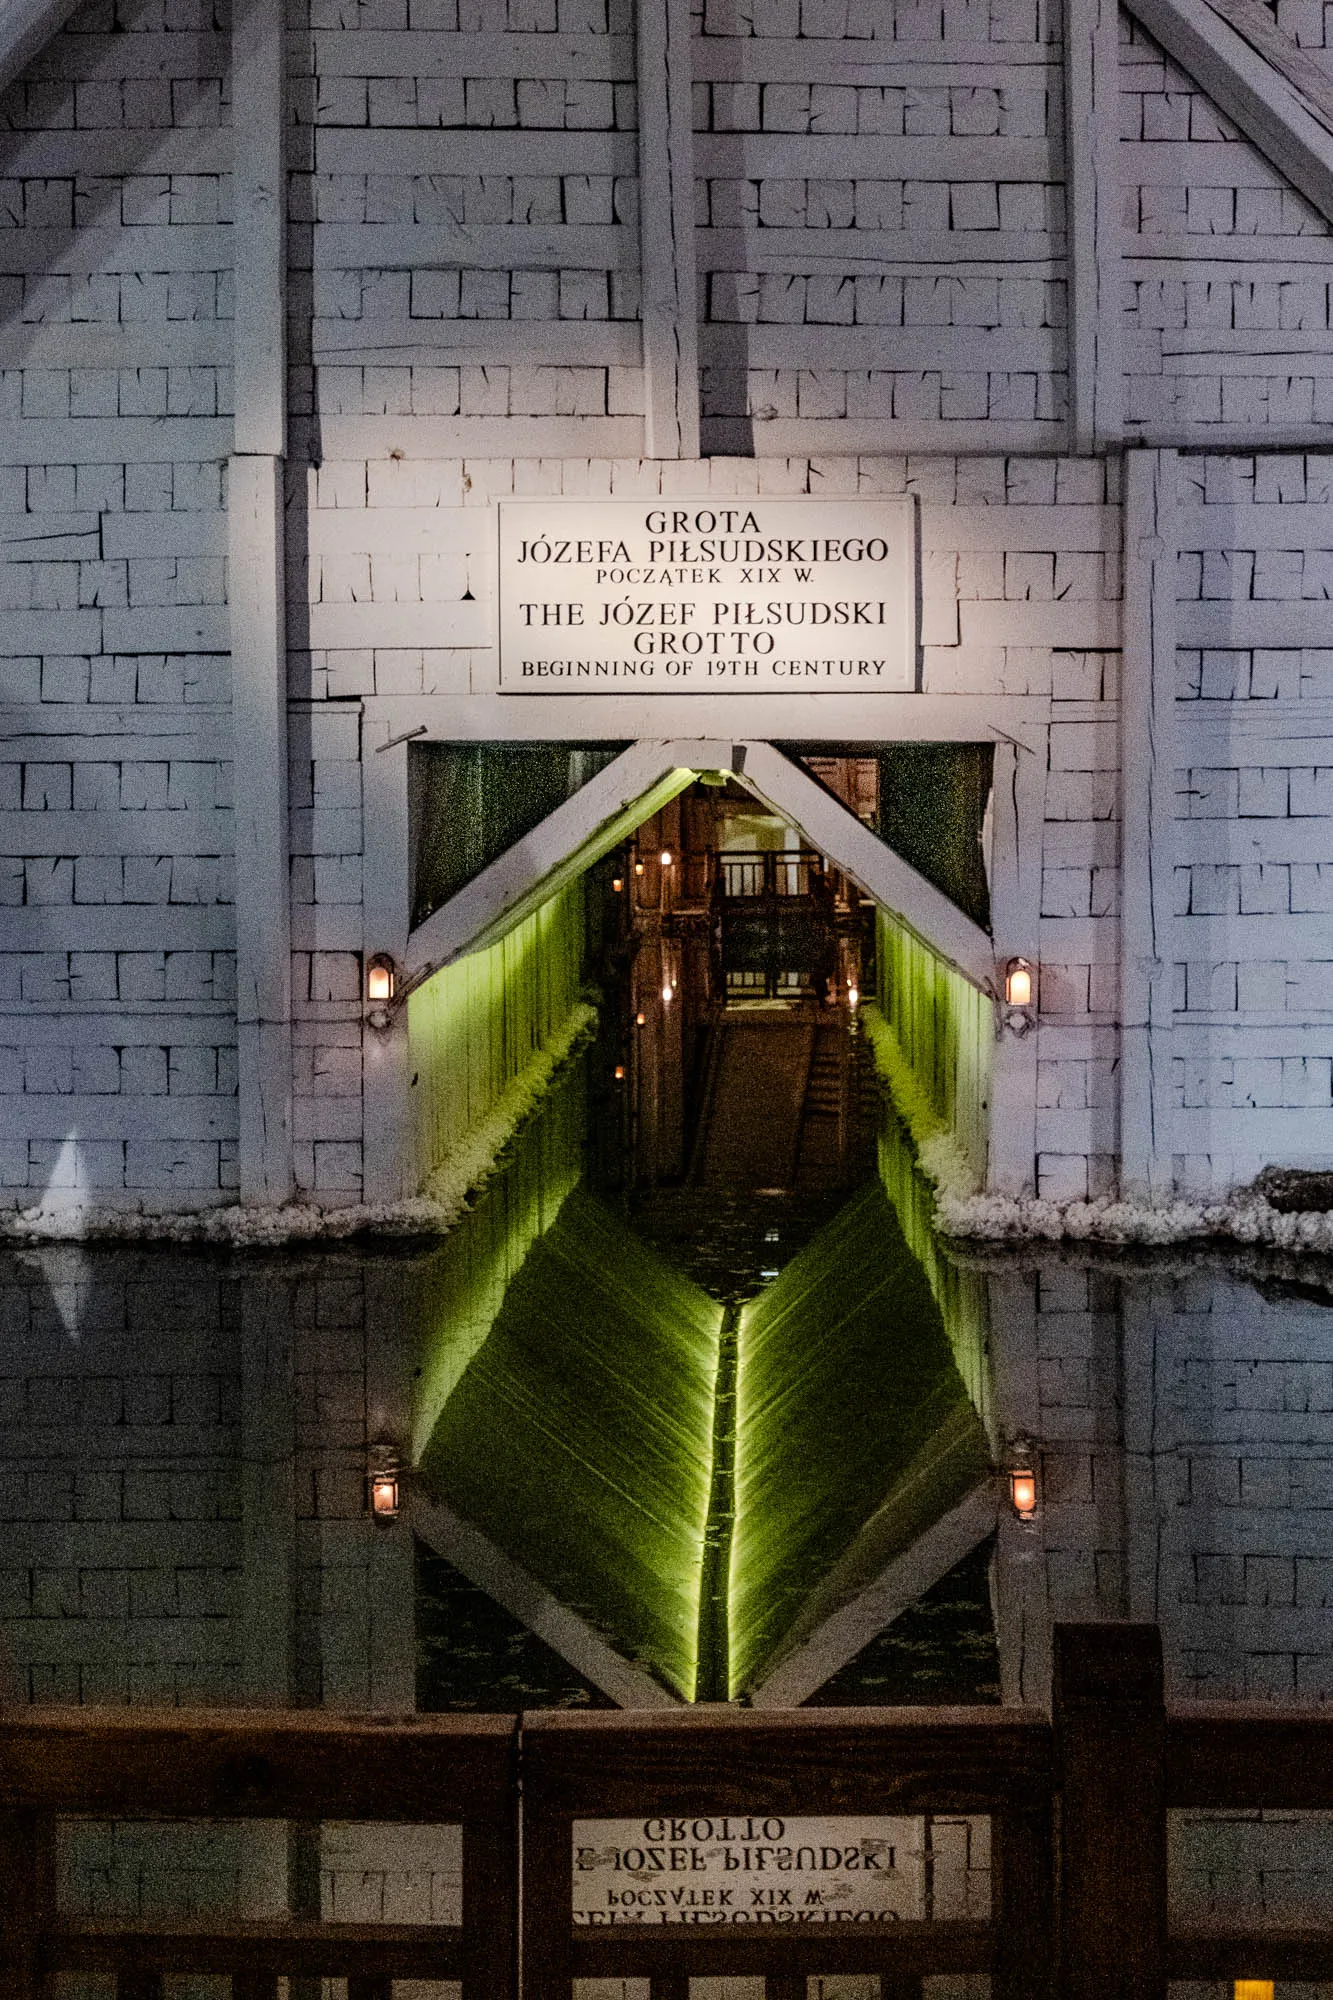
[404, 741, 1001, 1708]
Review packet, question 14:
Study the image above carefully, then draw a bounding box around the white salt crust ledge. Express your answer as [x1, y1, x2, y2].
[0, 1001, 599, 1251]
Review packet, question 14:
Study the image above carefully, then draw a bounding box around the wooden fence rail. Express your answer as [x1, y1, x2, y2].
[2, 1627, 1333, 1996]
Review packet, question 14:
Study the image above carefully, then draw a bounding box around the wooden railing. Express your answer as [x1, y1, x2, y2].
[4, 1628, 1333, 1996]
[0, 1709, 517, 2000]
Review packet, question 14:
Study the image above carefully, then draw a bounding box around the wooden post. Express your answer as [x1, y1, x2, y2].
[231, 0, 292, 1204]
[987, 727, 1049, 1198]
[994, 1800, 1055, 2000]
[1120, 449, 1178, 1204]
[1064, 0, 1123, 451]
[0, 1810, 52, 2000]
[636, 0, 700, 457]
[1053, 1623, 1167, 2000]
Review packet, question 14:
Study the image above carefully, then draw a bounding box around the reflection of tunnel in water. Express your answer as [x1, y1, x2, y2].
[411, 769, 999, 1706]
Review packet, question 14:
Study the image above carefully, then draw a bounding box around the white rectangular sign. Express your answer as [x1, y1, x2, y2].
[498, 498, 916, 694]
[571, 1814, 925, 1925]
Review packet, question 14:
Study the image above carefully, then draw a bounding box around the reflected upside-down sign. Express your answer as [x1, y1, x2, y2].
[572, 1815, 925, 1924]
[498, 498, 917, 694]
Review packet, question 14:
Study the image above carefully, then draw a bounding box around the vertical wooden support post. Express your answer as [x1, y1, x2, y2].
[231, 0, 291, 1204]
[1064, 0, 1123, 452]
[989, 1269, 1053, 1708]
[0, 1810, 52, 2000]
[240, 1269, 296, 1705]
[461, 1812, 519, 2000]
[1120, 449, 1178, 1202]
[1120, 1278, 1164, 1624]
[1053, 1623, 1167, 2000]
[362, 725, 415, 1203]
[988, 726, 1049, 1198]
[994, 1799, 1055, 2000]
[637, 0, 700, 457]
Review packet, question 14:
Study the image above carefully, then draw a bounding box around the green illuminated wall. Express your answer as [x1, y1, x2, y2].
[876, 1091, 992, 1442]
[729, 1181, 991, 1700]
[410, 1065, 586, 1462]
[418, 1186, 722, 1700]
[408, 878, 587, 1183]
[875, 906, 992, 1187]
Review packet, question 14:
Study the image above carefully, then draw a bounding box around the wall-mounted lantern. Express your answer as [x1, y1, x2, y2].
[614, 1064, 626, 1081]
[1009, 1466, 1038, 1521]
[660, 849, 674, 868]
[612, 875, 624, 893]
[1005, 957, 1034, 1008]
[847, 985, 860, 1011]
[367, 1440, 401, 1522]
[366, 954, 396, 1004]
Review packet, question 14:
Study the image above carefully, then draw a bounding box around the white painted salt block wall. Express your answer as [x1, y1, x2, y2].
[2, 0, 1333, 1217]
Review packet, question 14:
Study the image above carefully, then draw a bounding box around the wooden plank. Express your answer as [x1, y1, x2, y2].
[297, 416, 646, 461]
[636, 0, 699, 457]
[698, 326, 1065, 373]
[0, 418, 233, 464]
[521, 1708, 1054, 1816]
[698, 225, 1063, 268]
[0, 126, 229, 175]
[1065, 0, 1123, 450]
[229, 454, 293, 1206]
[232, 0, 285, 458]
[313, 127, 635, 175]
[1126, 0, 1333, 228]
[299, 221, 631, 272]
[1120, 448, 1179, 1204]
[0, 1711, 516, 1819]
[0, 809, 234, 857]
[693, 134, 1059, 179]
[1179, 601, 1333, 645]
[691, 35, 1058, 78]
[310, 320, 640, 366]
[1168, 1933, 1333, 1978]
[756, 419, 1069, 458]
[0, 227, 233, 273]
[988, 732, 1048, 1197]
[293, 28, 635, 76]
[44, 1921, 463, 1980]
[1121, 138, 1305, 184]
[1052, 1624, 1167, 2000]
[0, 325, 232, 369]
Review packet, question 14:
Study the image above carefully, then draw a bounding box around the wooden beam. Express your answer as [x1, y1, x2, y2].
[987, 732, 1048, 1197]
[748, 1480, 999, 1708]
[231, 0, 290, 1204]
[232, 0, 286, 457]
[230, 455, 293, 1205]
[1120, 449, 1178, 1203]
[1064, 0, 1123, 450]
[636, 0, 700, 457]
[1127, 0, 1333, 227]
[412, 1498, 683, 1710]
